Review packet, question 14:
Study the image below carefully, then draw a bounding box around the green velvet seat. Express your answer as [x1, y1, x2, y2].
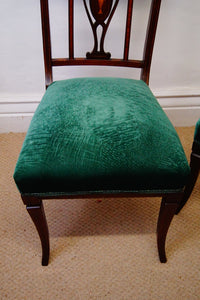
[14, 0, 200, 266]
[14, 77, 190, 196]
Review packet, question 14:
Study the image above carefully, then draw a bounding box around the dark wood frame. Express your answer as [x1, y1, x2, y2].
[40, 0, 162, 87]
[22, 191, 183, 266]
[20, 0, 200, 265]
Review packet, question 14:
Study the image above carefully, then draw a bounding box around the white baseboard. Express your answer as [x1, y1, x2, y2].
[0, 114, 34, 133]
[0, 89, 200, 133]
[155, 87, 200, 127]
[0, 94, 41, 133]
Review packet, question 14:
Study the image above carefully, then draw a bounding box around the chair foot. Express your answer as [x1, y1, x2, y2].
[26, 201, 50, 266]
[157, 195, 179, 263]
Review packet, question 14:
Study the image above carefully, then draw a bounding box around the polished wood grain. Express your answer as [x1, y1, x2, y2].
[141, 0, 162, 84]
[68, 0, 74, 59]
[157, 194, 182, 262]
[40, 0, 53, 88]
[83, 0, 119, 59]
[52, 57, 144, 68]
[26, 201, 50, 266]
[123, 0, 134, 61]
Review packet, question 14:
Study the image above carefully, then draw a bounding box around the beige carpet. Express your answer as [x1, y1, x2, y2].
[0, 128, 199, 300]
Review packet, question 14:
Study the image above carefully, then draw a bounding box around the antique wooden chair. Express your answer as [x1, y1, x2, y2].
[13, 0, 200, 266]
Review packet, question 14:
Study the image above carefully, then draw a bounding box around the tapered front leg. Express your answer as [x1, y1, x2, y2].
[26, 201, 50, 266]
[157, 195, 180, 263]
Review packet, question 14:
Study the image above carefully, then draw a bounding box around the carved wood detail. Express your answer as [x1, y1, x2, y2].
[83, 0, 119, 59]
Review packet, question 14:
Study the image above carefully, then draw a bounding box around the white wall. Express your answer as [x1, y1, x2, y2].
[0, 0, 200, 132]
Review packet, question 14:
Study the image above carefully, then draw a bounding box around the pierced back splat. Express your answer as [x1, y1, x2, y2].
[83, 0, 119, 59]
[40, 0, 162, 87]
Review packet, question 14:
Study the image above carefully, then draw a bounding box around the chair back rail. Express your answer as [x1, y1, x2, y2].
[40, 0, 162, 87]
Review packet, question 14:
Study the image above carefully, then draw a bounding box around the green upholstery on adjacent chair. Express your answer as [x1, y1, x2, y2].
[194, 118, 200, 144]
[175, 118, 200, 215]
[14, 78, 190, 196]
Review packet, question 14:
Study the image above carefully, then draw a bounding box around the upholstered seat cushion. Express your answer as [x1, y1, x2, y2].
[14, 78, 190, 195]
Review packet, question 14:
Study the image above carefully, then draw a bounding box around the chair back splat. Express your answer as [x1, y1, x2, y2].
[13, 0, 199, 266]
[40, 0, 162, 87]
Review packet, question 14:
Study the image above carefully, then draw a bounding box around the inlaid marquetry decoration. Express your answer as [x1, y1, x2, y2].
[83, 0, 119, 59]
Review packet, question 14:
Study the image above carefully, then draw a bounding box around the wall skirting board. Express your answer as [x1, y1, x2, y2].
[0, 89, 200, 133]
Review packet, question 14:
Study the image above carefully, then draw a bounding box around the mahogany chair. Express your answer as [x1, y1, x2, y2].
[13, 0, 200, 266]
